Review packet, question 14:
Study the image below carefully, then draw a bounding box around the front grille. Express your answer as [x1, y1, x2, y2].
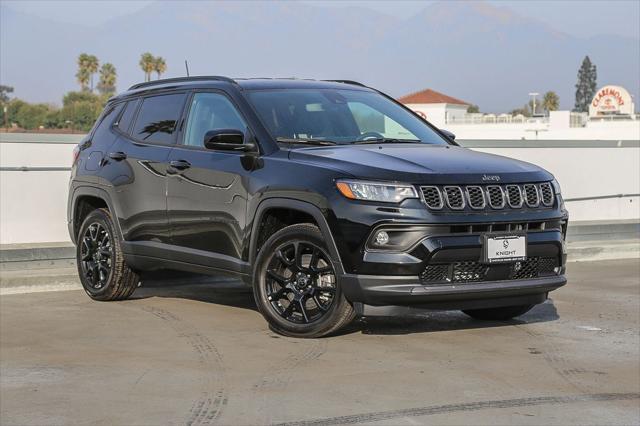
[420, 256, 559, 285]
[486, 186, 505, 209]
[444, 186, 465, 210]
[420, 182, 553, 211]
[453, 261, 489, 282]
[466, 186, 485, 209]
[506, 185, 523, 208]
[421, 264, 450, 282]
[421, 186, 443, 209]
[523, 184, 540, 207]
[539, 182, 554, 206]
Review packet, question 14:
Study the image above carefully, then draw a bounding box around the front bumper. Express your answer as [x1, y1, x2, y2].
[338, 220, 568, 310]
[341, 273, 566, 310]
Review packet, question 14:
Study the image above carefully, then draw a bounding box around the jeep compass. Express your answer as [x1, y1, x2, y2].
[68, 77, 568, 337]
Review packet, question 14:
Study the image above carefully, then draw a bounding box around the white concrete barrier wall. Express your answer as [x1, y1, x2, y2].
[1, 135, 639, 244]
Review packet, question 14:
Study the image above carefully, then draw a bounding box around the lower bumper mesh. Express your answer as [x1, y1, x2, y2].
[420, 257, 559, 285]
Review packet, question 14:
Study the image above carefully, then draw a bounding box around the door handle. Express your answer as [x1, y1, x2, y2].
[108, 151, 127, 161]
[169, 160, 191, 170]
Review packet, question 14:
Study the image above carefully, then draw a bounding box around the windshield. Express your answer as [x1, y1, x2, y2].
[245, 88, 449, 145]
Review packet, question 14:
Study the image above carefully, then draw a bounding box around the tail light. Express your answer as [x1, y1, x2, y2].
[72, 145, 80, 166]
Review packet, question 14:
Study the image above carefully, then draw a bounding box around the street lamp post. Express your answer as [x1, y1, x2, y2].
[528, 92, 539, 116]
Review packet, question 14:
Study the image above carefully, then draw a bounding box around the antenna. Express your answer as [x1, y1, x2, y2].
[185, 60, 190, 77]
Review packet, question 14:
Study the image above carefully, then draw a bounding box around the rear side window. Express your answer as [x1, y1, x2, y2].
[117, 99, 139, 134]
[92, 103, 124, 143]
[131, 93, 186, 144]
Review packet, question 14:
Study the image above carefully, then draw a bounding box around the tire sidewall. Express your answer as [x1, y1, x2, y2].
[253, 224, 351, 337]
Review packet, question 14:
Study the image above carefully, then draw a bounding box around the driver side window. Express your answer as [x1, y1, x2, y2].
[183, 92, 247, 147]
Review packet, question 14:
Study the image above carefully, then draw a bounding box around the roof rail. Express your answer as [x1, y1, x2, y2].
[128, 76, 236, 90]
[324, 79, 367, 87]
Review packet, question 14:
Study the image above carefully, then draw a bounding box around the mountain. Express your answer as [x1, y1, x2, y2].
[1, 0, 638, 112]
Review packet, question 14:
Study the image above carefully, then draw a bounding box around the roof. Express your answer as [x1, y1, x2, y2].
[398, 88, 470, 106]
[120, 77, 371, 99]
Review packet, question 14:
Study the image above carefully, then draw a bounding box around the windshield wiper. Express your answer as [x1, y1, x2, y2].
[276, 137, 337, 146]
[353, 138, 422, 145]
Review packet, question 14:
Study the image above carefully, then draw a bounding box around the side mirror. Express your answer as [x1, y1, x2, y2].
[203, 129, 255, 152]
[440, 129, 456, 140]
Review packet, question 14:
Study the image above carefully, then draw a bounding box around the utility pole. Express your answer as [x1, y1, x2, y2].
[3, 105, 7, 132]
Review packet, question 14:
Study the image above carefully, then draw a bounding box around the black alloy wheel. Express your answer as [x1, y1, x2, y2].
[76, 208, 139, 301]
[265, 240, 336, 324]
[80, 222, 113, 290]
[253, 224, 355, 338]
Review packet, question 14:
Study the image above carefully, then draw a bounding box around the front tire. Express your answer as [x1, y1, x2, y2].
[462, 304, 534, 321]
[76, 208, 139, 301]
[253, 224, 355, 338]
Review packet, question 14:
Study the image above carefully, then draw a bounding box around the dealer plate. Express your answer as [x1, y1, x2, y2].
[482, 234, 527, 264]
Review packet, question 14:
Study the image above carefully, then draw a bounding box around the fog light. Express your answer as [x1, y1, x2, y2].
[375, 231, 389, 246]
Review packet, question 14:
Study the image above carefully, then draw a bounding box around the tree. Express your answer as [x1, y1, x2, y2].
[14, 103, 51, 129]
[62, 91, 105, 131]
[76, 53, 91, 91]
[97, 63, 117, 95]
[510, 104, 531, 117]
[467, 104, 480, 113]
[574, 56, 597, 112]
[139, 52, 155, 82]
[154, 56, 167, 79]
[0, 85, 14, 103]
[542, 91, 560, 114]
[86, 55, 100, 92]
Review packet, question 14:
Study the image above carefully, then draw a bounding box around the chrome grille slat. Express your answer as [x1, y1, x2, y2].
[506, 185, 523, 208]
[420, 186, 443, 209]
[443, 186, 465, 210]
[523, 184, 540, 207]
[486, 185, 505, 209]
[466, 186, 485, 209]
[419, 182, 554, 211]
[539, 182, 554, 206]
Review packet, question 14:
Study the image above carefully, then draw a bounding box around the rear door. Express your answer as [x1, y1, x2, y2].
[165, 90, 251, 272]
[107, 92, 187, 247]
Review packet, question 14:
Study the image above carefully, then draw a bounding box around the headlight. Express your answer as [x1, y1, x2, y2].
[551, 178, 562, 194]
[336, 180, 418, 203]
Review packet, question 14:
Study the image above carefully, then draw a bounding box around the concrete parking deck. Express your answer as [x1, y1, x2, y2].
[1, 259, 639, 425]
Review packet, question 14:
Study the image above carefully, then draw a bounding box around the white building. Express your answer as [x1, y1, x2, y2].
[398, 88, 470, 128]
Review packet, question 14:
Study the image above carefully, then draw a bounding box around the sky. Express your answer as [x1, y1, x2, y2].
[4, 0, 640, 39]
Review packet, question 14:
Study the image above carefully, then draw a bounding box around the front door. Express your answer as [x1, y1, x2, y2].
[166, 91, 252, 273]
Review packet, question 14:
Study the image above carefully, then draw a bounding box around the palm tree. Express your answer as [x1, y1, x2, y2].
[154, 56, 167, 80]
[542, 91, 560, 114]
[86, 55, 99, 92]
[139, 53, 155, 82]
[97, 63, 117, 95]
[76, 53, 91, 91]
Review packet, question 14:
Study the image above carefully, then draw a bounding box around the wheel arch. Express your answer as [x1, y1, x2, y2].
[249, 198, 344, 275]
[69, 186, 123, 244]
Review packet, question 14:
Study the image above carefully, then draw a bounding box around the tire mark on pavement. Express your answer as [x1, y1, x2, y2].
[273, 393, 640, 426]
[139, 305, 228, 426]
[253, 337, 328, 424]
[516, 324, 587, 392]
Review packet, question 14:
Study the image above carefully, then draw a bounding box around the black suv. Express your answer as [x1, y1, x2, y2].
[68, 77, 568, 337]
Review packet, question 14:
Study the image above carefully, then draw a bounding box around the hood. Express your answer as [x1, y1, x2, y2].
[288, 144, 552, 184]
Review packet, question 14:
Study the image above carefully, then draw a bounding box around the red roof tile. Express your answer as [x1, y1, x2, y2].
[398, 88, 469, 105]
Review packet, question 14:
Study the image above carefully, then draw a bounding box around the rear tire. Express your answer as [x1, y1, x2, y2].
[76, 208, 139, 301]
[462, 304, 534, 321]
[253, 223, 355, 338]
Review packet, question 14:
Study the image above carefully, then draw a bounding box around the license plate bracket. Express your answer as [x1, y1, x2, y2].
[482, 233, 527, 264]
